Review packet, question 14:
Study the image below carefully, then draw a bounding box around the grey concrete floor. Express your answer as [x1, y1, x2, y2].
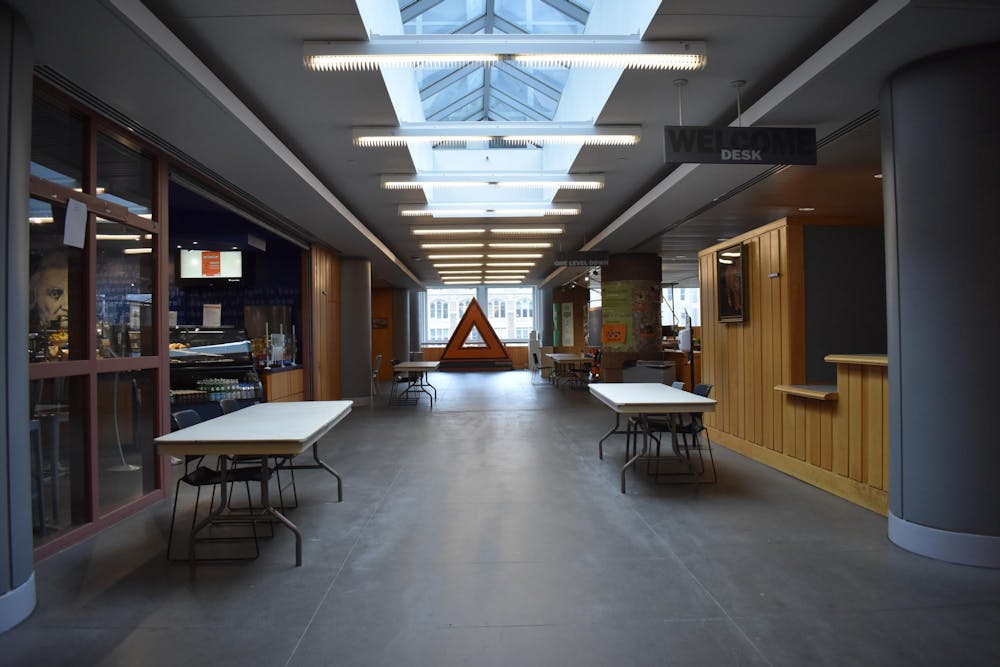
[3, 370, 1000, 666]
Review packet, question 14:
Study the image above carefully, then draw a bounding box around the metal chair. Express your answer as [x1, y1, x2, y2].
[371, 353, 383, 396]
[166, 409, 271, 562]
[218, 399, 298, 511]
[671, 381, 685, 390]
[531, 351, 554, 385]
[644, 383, 717, 484]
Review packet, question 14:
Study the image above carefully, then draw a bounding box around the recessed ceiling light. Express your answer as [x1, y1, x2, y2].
[489, 227, 564, 235]
[433, 262, 482, 268]
[192, 241, 198, 245]
[797, 207, 815, 212]
[874, 173, 883, 179]
[412, 228, 486, 235]
[488, 242, 552, 248]
[426, 254, 484, 259]
[487, 253, 543, 259]
[420, 242, 485, 249]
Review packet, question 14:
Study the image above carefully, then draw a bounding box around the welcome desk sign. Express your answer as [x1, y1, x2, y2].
[663, 126, 816, 165]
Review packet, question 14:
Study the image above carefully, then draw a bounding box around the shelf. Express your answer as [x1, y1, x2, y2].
[824, 354, 888, 367]
[774, 384, 839, 401]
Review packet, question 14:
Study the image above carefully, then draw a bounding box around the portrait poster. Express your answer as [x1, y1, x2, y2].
[717, 244, 746, 322]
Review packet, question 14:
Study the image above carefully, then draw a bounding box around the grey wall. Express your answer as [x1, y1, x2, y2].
[408, 290, 421, 355]
[803, 225, 886, 383]
[1, 3, 36, 632]
[882, 43, 1000, 541]
[338, 258, 372, 401]
[539, 287, 553, 347]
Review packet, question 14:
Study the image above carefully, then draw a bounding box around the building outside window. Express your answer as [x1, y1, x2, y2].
[423, 286, 536, 343]
[662, 286, 701, 327]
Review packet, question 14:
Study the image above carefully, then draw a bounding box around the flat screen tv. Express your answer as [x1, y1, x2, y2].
[178, 249, 242, 280]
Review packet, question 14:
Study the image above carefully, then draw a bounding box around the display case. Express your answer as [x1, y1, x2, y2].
[168, 326, 262, 420]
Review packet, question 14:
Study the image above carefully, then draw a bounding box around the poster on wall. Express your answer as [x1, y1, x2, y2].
[202, 303, 221, 327]
[552, 303, 561, 347]
[561, 302, 574, 348]
[600, 280, 661, 353]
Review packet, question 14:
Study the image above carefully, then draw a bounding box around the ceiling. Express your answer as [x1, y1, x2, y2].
[11, 1, 1000, 290]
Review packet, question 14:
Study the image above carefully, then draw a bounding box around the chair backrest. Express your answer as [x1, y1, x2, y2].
[219, 398, 241, 414]
[693, 383, 713, 397]
[171, 409, 201, 431]
[671, 381, 685, 390]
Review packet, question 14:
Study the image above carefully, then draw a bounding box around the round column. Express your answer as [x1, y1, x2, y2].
[600, 254, 661, 382]
[0, 5, 36, 633]
[338, 258, 372, 404]
[882, 43, 1000, 567]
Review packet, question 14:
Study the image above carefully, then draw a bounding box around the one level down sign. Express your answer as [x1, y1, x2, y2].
[663, 126, 817, 165]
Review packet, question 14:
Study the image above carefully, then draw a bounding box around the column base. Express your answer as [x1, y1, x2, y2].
[889, 512, 1000, 568]
[0, 572, 36, 633]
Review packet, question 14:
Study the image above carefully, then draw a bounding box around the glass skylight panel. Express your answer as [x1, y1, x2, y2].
[423, 68, 485, 118]
[492, 68, 558, 117]
[489, 98, 536, 122]
[443, 99, 486, 122]
[495, 0, 586, 34]
[404, 0, 487, 35]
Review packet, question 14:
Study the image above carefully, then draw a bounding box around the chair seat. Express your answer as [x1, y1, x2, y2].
[183, 464, 272, 487]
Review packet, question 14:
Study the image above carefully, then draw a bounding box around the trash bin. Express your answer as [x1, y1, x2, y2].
[622, 360, 676, 384]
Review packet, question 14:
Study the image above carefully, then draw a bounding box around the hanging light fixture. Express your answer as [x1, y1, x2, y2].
[304, 36, 706, 72]
[382, 173, 604, 190]
[400, 202, 581, 218]
[356, 123, 639, 148]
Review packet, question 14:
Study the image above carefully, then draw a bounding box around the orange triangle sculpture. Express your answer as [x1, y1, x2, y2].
[440, 297, 511, 364]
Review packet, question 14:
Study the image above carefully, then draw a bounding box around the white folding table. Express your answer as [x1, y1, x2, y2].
[155, 400, 352, 565]
[389, 361, 440, 406]
[589, 383, 716, 493]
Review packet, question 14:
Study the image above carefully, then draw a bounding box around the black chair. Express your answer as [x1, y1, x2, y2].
[644, 383, 717, 484]
[218, 399, 298, 511]
[166, 409, 271, 562]
[531, 351, 554, 385]
[371, 353, 383, 396]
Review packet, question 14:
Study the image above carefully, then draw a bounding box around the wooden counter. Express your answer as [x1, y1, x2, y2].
[260, 366, 304, 402]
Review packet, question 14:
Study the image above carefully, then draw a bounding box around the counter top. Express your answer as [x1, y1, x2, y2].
[824, 354, 888, 367]
[259, 364, 303, 375]
[774, 384, 839, 401]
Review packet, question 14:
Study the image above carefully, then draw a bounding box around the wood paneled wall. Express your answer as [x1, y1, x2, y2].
[371, 287, 394, 379]
[308, 246, 341, 400]
[699, 217, 889, 514]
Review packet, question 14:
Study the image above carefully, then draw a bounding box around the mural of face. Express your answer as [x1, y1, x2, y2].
[29, 251, 69, 330]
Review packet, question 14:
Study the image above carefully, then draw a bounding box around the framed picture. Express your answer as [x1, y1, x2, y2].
[717, 244, 746, 322]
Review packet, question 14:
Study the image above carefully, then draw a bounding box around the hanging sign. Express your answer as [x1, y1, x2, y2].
[554, 251, 610, 267]
[663, 126, 816, 165]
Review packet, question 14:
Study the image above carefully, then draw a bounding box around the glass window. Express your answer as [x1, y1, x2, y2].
[424, 287, 476, 343]
[30, 97, 85, 189]
[96, 218, 156, 358]
[663, 286, 701, 327]
[489, 298, 506, 318]
[515, 300, 533, 318]
[404, 0, 486, 34]
[29, 376, 88, 544]
[97, 370, 159, 514]
[29, 198, 86, 362]
[424, 68, 485, 119]
[492, 69, 558, 117]
[97, 133, 154, 218]
[495, 0, 586, 34]
[514, 327, 531, 339]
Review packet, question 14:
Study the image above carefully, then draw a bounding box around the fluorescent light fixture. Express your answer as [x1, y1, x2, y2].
[412, 228, 486, 235]
[433, 262, 483, 268]
[383, 173, 604, 190]
[96, 234, 143, 241]
[486, 262, 535, 267]
[29, 216, 54, 224]
[304, 36, 705, 71]
[427, 254, 484, 259]
[358, 123, 639, 148]
[797, 207, 815, 212]
[489, 227, 563, 235]
[487, 253, 543, 259]
[488, 242, 552, 249]
[718, 258, 734, 265]
[485, 269, 530, 274]
[483, 279, 522, 284]
[400, 202, 581, 218]
[123, 247, 153, 255]
[720, 251, 741, 258]
[420, 242, 484, 249]
[438, 270, 484, 275]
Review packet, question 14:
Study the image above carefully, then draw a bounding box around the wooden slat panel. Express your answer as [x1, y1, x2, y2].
[848, 365, 864, 481]
[748, 236, 761, 445]
[807, 401, 822, 466]
[864, 366, 884, 489]
[759, 231, 774, 449]
[820, 402, 833, 471]
[794, 398, 806, 460]
[833, 364, 849, 476]
[771, 229, 784, 453]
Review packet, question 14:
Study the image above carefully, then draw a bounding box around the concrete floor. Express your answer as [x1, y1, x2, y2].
[3, 370, 1000, 666]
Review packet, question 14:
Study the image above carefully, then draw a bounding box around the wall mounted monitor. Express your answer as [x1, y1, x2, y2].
[178, 249, 242, 280]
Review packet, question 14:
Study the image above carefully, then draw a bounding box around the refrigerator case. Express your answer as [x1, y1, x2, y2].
[168, 326, 263, 419]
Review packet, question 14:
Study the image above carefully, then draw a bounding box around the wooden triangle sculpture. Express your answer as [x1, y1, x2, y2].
[439, 297, 512, 369]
